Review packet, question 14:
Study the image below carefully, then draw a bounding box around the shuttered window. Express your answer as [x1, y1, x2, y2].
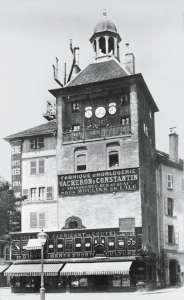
[167, 174, 173, 190]
[38, 159, 45, 174]
[46, 187, 53, 200]
[30, 161, 37, 175]
[30, 212, 37, 228]
[39, 213, 45, 228]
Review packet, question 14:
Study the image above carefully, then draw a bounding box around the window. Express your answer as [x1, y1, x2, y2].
[30, 212, 37, 228]
[167, 174, 173, 190]
[76, 154, 86, 172]
[46, 186, 53, 200]
[168, 225, 175, 244]
[38, 159, 45, 174]
[121, 117, 130, 126]
[109, 151, 119, 168]
[12, 168, 21, 175]
[22, 189, 29, 199]
[167, 198, 174, 217]
[72, 102, 80, 112]
[39, 187, 45, 201]
[30, 159, 45, 175]
[30, 161, 37, 175]
[39, 213, 45, 228]
[30, 188, 37, 201]
[30, 137, 44, 149]
[72, 124, 80, 132]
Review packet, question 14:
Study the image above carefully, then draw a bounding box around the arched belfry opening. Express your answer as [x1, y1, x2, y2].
[89, 11, 121, 61]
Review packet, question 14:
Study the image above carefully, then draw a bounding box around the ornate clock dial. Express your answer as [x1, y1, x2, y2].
[85, 106, 93, 119]
[108, 102, 117, 115]
[95, 106, 106, 118]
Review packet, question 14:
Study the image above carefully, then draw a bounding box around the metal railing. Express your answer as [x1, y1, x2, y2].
[63, 125, 131, 142]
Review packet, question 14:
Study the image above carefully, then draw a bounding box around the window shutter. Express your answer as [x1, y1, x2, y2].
[164, 197, 168, 215]
[30, 212, 37, 228]
[46, 187, 53, 200]
[30, 161, 37, 175]
[165, 224, 168, 245]
[175, 232, 179, 245]
[39, 213, 45, 228]
[38, 159, 45, 174]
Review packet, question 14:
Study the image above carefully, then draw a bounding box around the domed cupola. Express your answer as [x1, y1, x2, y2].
[90, 10, 121, 61]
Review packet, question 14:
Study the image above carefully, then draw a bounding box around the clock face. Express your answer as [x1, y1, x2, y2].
[95, 106, 106, 119]
[108, 102, 117, 115]
[84, 106, 92, 119]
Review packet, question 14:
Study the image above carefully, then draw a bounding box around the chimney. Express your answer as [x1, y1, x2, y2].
[169, 127, 178, 162]
[124, 43, 135, 75]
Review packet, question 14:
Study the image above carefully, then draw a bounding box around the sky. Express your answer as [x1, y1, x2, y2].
[1, 0, 184, 180]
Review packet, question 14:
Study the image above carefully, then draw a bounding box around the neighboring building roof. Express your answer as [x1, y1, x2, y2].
[5, 120, 56, 141]
[156, 150, 183, 170]
[66, 58, 129, 88]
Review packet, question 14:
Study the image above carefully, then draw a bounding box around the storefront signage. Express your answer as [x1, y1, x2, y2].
[58, 168, 139, 196]
[11, 140, 22, 198]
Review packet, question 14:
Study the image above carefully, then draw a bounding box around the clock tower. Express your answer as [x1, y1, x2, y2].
[50, 13, 159, 271]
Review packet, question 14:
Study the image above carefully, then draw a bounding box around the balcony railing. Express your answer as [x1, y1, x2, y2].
[63, 125, 131, 143]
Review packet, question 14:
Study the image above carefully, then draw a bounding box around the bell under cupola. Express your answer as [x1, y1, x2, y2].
[90, 10, 121, 62]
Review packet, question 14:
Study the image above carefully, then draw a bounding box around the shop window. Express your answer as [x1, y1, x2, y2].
[75, 238, 82, 252]
[84, 238, 92, 251]
[109, 151, 119, 168]
[65, 239, 73, 252]
[57, 238, 64, 252]
[48, 239, 54, 253]
[168, 225, 175, 244]
[38, 187, 45, 201]
[167, 174, 173, 190]
[72, 102, 80, 112]
[108, 237, 115, 250]
[46, 186, 53, 200]
[30, 137, 44, 150]
[30, 212, 37, 228]
[30, 188, 37, 201]
[167, 198, 174, 217]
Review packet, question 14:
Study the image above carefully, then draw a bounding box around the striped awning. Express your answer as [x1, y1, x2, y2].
[0, 264, 10, 273]
[60, 261, 132, 276]
[23, 239, 45, 250]
[4, 263, 63, 277]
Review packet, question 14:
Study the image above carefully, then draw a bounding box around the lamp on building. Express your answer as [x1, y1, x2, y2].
[37, 229, 48, 300]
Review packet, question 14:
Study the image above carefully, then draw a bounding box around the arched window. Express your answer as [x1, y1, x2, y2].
[108, 37, 114, 54]
[99, 37, 106, 54]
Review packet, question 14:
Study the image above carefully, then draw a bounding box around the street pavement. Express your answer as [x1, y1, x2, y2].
[0, 287, 183, 300]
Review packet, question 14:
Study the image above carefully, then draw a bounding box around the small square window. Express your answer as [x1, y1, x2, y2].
[72, 102, 80, 112]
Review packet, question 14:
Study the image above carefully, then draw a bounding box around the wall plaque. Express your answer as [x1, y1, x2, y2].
[58, 167, 139, 196]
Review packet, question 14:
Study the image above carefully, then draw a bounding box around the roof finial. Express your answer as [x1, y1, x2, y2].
[103, 9, 107, 17]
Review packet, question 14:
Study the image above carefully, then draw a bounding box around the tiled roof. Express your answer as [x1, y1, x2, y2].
[5, 120, 56, 141]
[67, 58, 129, 87]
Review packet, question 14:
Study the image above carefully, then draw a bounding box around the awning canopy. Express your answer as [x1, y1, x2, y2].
[0, 264, 10, 274]
[60, 261, 132, 276]
[23, 239, 43, 251]
[5, 263, 63, 277]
